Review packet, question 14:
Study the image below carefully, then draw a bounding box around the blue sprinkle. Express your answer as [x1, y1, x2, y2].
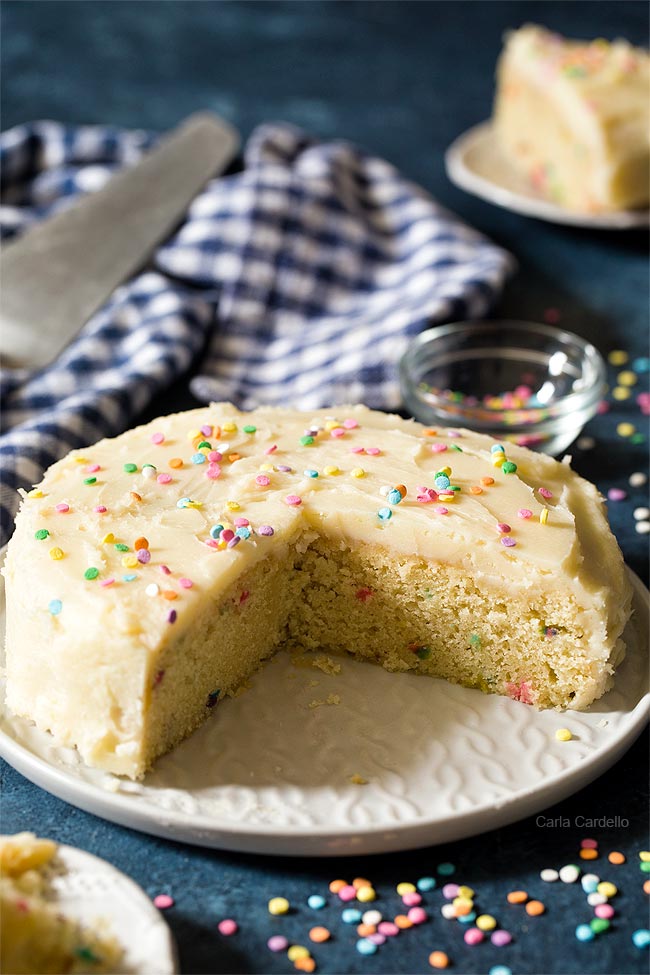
[576, 924, 595, 942]
[416, 876, 436, 892]
[434, 474, 450, 490]
[48, 598, 62, 616]
[437, 862, 455, 876]
[210, 524, 224, 539]
[307, 894, 326, 910]
[489, 967, 512, 975]
[342, 908, 362, 924]
[304, 469, 319, 478]
[235, 526, 251, 539]
[387, 488, 402, 505]
[377, 507, 392, 521]
[632, 357, 650, 373]
[122, 573, 137, 582]
[177, 497, 191, 509]
[581, 875, 599, 893]
[632, 929, 650, 949]
[191, 453, 206, 465]
[491, 444, 505, 453]
[458, 910, 477, 924]
[356, 938, 377, 955]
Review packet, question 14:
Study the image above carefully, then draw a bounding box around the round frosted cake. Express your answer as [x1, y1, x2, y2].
[3, 404, 632, 779]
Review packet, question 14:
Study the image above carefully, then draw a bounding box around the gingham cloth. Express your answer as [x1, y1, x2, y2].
[0, 120, 515, 546]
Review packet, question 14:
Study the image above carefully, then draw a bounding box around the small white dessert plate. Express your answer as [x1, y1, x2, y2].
[0, 569, 648, 857]
[24, 844, 177, 973]
[445, 121, 650, 229]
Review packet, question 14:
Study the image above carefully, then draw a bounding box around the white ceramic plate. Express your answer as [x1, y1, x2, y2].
[1, 569, 648, 857]
[20, 844, 177, 973]
[445, 121, 650, 229]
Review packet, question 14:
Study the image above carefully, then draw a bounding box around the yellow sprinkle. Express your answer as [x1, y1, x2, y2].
[187, 428, 201, 440]
[396, 882, 416, 895]
[597, 881, 617, 898]
[48, 547, 64, 560]
[226, 501, 240, 511]
[324, 420, 339, 431]
[540, 508, 549, 525]
[356, 885, 376, 901]
[74, 457, 88, 464]
[324, 465, 340, 476]
[617, 370, 637, 387]
[608, 349, 628, 366]
[222, 422, 237, 433]
[639, 851, 650, 862]
[457, 886, 475, 899]
[102, 533, 116, 544]
[452, 896, 474, 912]
[122, 555, 139, 569]
[259, 463, 274, 472]
[268, 896, 290, 916]
[438, 466, 451, 476]
[26, 489, 43, 499]
[555, 728, 573, 741]
[492, 456, 505, 467]
[617, 422, 636, 438]
[612, 386, 631, 401]
[287, 946, 310, 962]
[475, 914, 497, 931]
[199, 445, 211, 454]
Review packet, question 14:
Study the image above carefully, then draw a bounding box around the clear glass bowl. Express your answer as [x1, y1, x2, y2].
[399, 320, 606, 456]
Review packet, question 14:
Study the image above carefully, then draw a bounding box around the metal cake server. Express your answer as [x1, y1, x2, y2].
[0, 111, 239, 370]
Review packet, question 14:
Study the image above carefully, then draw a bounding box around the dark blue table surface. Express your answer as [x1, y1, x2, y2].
[2, 3, 649, 974]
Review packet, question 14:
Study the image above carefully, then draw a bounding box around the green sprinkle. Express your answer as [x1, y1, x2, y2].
[34, 529, 50, 540]
[75, 947, 99, 963]
[243, 424, 257, 434]
[469, 634, 481, 646]
[451, 485, 461, 492]
[48, 599, 62, 615]
[84, 567, 99, 581]
[450, 444, 463, 452]
[590, 918, 610, 934]
[115, 543, 129, 552]
[502, 461, 518, 474]
[123, 463, 138, 473]
[641, 861, 650, 873]
[300, 435, 315, 446]
[630, 433, 646, 444]
[197, 440, 211, 450]
[83, 476, 97, 485]
[416, 646, 432, 660]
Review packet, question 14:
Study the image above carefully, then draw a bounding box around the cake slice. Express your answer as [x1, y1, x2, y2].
[3, 405, 632, 779]
[494, 24, 650, 212]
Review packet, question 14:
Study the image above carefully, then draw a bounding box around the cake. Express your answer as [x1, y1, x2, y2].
[0, 833, 123, 974]
[494, 24, 650, 212]
[3, 404, 632, 779]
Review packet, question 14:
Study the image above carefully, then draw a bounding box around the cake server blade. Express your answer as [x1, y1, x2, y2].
[0, 111, 240, 370]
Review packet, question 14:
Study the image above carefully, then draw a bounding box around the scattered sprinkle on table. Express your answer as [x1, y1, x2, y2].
[268, 896, 290, 915]
[153, 894, 174, 909]
[217, 918, 238, 936]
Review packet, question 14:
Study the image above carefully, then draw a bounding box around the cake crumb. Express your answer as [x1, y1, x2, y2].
[312, 655, 342, 675]
[349, 774, 368, 785]
[307, 694, 341, 709]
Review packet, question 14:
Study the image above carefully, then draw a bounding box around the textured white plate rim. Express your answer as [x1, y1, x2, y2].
[25, 843, 178, 974]
[1, 569, 648, 855]
[445, 121, 650, 229]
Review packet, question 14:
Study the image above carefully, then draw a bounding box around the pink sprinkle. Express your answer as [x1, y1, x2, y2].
[256, 475, 271, 486]
[151, 432, 165, 444]
[597, 400, 610, 414]
[267, 936, 288, 952]
[491, 930, 512, 946]
[338, 884, 357, 901]
[496, 523, 511, 533]
[607, 488, 627, 501]
[355, 587, 374, 602]
[85, 463, 100, 473]
[595, 904, 615, 919]
[200, 425, 212, 437]
[506, 680, 534, 704]
[179, 578, 193, 589]
[581, 838, 599, 849]
[447, 430, 462, 438]
[343, 418, 358, 429]
[407, 906, 427, 924]
[377, 921, 399, 937]
[153, 894, 174, 909]
[368, 933, 386, 945]
[221, 529, 235, 542]
[205, 539, 219, 548]
[330, 427, 345, 438]
[55, 503, 70, 513]
[518, 508, 533, 519]
[159, 565, 171, 575]
[442, 884, 459, 899]
[435, 506, 448, 515]
[218, 918, 238, 936]
[265, 444, 277, 454]
[157, 473, 172, 484]
[100, 578, 115, 587]
[208, 451, 222, 462]
[402, 891, 422, 907]
[366, 447, 381, 455]
[464, 927, 484, 945]
[258, 525, 274, 536]
[94, 505, 107, 513]
[351, 446, 365, 454]
[284, 494, 302, 506]
[501, 537, 517, 547]
[431, 443, 448, 453]
[538, 487, 553, 499]
[234, 517, 249, 527]
[417, 488, 438, 503]
[206, 464, 221, 479]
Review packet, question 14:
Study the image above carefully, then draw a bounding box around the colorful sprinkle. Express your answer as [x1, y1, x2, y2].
[555, 728, 573, 741]
[268, 897, 290, 915]
[218, 919, 238, 936]
[48, 599, 62, 615]
[153, 894, 174, 909]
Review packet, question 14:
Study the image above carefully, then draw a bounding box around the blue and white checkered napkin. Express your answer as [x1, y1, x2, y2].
[0, 119, 514, 545]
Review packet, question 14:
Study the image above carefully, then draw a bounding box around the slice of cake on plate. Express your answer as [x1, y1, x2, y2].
[494, 24, 650, 212]
[2, 405, 632, 779]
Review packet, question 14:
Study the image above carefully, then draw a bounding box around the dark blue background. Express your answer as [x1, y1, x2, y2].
[2, 3, 648, 973]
